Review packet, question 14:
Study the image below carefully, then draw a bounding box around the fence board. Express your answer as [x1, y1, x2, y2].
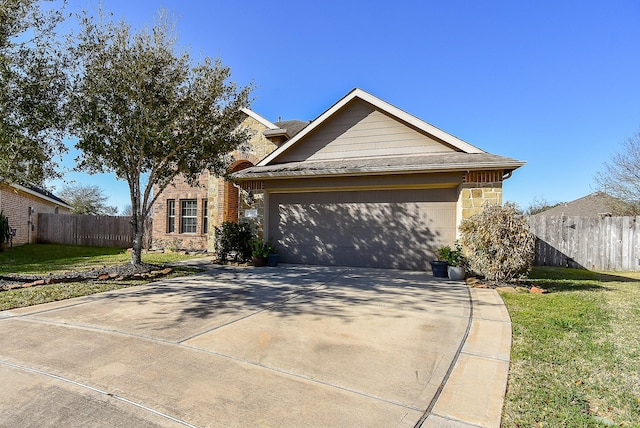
[528, 215, 640, 272]
[37, 214, 133, 248]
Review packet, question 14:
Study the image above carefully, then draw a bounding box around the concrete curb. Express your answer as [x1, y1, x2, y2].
[421, 287, 511, 428]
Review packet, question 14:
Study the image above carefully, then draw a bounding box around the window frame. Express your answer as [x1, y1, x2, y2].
[167, 200, 176, 233]
[180, 199, 198, 234]
[202, 199, 208, 234]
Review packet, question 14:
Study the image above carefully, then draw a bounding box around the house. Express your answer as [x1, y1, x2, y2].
[0, 181, 72, 245]
[151, 109, 307, 251]
[152, 88, 525, 269]
[233, 88, 525, 270]
[533, 192, 636, 217]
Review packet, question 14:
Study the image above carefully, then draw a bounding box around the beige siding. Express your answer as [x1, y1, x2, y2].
[268, 188, 457, 270]
[276, 99, 456, 163]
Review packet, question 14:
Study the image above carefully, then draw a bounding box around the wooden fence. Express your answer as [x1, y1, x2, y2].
[528, 215, 640, 271]
[38, 213, 133, 248]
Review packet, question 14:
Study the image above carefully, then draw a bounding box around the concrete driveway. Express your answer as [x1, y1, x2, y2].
[0, 265, 510, 427]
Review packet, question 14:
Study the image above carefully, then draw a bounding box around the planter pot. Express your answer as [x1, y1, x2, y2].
[267, 253, 280, 267]
[252, 256, 267, 267]
[429, 261, 448, 278]
[447, 265, 465, 280]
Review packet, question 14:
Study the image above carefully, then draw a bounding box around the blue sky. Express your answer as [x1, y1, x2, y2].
[51, 0, 640, 212]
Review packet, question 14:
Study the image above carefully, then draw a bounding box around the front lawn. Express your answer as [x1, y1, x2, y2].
[0, 243, 197, 275]
[0, 244, 203, 310]
[501, 267, 640, 427]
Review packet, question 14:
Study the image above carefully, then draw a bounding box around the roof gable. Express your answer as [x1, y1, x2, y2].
[259, 88, 484, 166]
[240, 108, 278, 130]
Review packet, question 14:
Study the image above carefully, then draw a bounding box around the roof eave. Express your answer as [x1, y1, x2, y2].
[263, 128, 291, 139]
[234, 161, 525, 181]
[241, 108, 279, 130]
[10, 183, 73, 209]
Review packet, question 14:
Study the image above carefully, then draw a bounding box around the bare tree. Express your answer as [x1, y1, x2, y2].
[594, 128, 640, 214]
[59, 184, 118, 215]
[524, 196, 563, 215]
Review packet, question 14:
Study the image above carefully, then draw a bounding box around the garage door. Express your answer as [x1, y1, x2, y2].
[268, 188, 457, 270]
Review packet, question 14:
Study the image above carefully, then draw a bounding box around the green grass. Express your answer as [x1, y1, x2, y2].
[0, 244, 204, 311]
[501, 267, 640, 427]
[0, 270, 198, 311]
[0, 243, 199, 274]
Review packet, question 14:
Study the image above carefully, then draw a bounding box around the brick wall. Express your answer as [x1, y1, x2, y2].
[0, 184, 71, 246]
[153, 112, 280, 252]
[151, 172, 210, 250]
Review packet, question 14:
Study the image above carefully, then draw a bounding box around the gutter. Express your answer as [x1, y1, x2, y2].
[232, 162, 526, 181]
[9, 183, 73, 210]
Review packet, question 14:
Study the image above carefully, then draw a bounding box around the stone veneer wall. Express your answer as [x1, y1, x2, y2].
[206, 115, 278, 252]
[458, 182, 503, 220]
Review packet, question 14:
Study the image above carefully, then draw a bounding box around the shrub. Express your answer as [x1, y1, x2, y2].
[458, 203, 535, 283]
[214, 221, 253, 262]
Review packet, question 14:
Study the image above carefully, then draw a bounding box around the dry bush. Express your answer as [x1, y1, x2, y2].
[459, 203, 535, 283]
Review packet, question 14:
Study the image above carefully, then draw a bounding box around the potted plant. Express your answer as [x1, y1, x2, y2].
[429, 248, 448, 278]
[437, 242, 466, 280]
[250, 240, 271, 267]
[266, 241, 279, 267]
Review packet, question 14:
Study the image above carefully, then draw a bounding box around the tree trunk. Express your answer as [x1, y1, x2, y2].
[130, 190, 144, 265]
[131, 217, 143, 265]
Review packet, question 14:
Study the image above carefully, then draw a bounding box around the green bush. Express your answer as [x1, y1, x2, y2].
[250, 239, 278, 257]
[437, 242, 464, 267]
[250, 240, 271, 257]
[214, 221, 252, 262]
[458, 203, 535, 283]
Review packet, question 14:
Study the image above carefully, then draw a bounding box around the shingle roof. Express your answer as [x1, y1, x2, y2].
[1, 180, 72, 208]
[273, 120, 308, 138]
[25, 183, 70, 206]
[234, 152, 524, 179]
[534, 192, 632, 217]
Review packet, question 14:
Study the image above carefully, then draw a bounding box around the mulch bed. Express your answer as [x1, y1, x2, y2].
[0, 263, 173, 291]
[466, 276, 548, 294]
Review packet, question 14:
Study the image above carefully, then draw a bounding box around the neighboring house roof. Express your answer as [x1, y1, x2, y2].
[235, 88, 524, 180]
[1, 181, 72, 209]
[534, 192, 632, 217]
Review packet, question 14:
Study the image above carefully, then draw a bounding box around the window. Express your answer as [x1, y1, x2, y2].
[167, 200, 176, 233]
[181, 200, 197, 233]
[202, 199, 208, 234]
